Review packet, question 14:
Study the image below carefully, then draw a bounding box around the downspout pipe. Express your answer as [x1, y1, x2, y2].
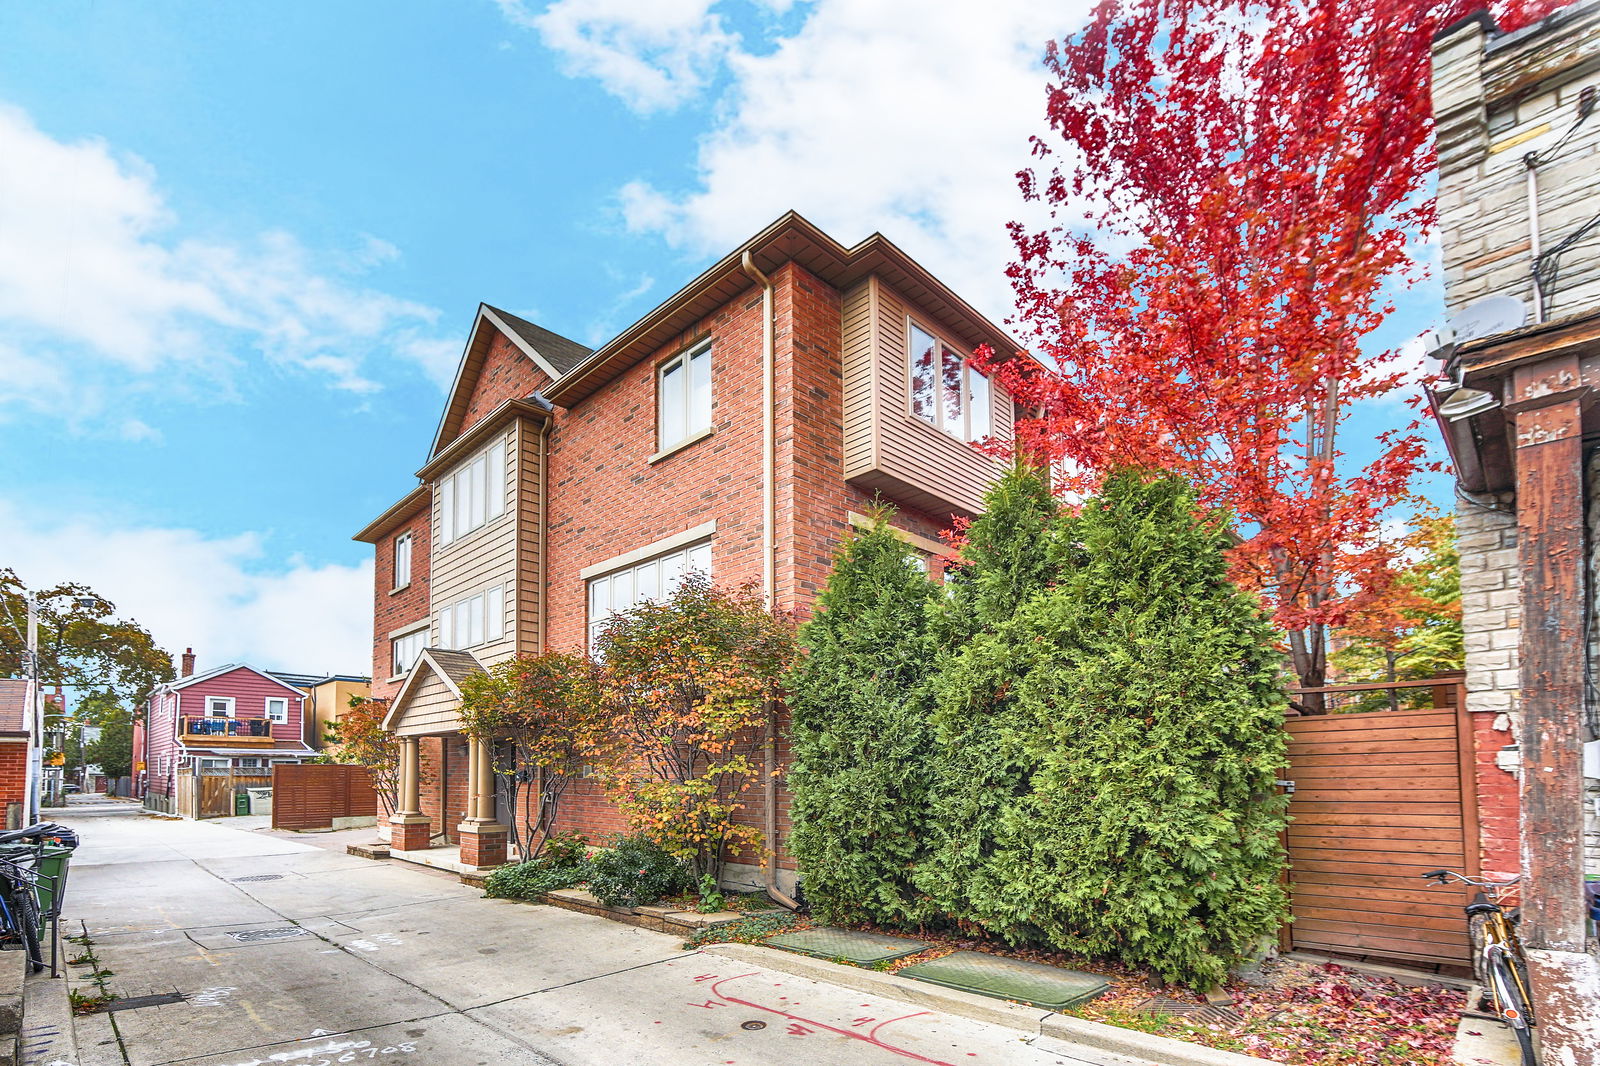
[739, 250, 800, 913]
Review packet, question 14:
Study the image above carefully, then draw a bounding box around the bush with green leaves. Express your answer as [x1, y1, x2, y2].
[983, 471, 1291, 987]
[586, 833, 694, 908]
[482, 832, 592, 901]
[914, 461, 1071, 922]
[786, 506, 943, 927]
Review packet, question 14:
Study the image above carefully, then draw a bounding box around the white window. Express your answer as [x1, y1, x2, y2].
[265, 697, 289, 724]
[657, 342, 713, 451]
[908, 319, 992, 443]
[443, 585, 504, 649]
[198, 758, 230, 770]
[391, 627, 428, 677]
[588, 540, 710, 652]
[436, 436, 508, 546]
[393, 533, 413, 590]
[205, 697, 235, 719]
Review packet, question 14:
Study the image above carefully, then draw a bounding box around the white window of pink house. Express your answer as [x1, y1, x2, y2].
[205, 696, 235, 718]
[265, 697, 289, 724]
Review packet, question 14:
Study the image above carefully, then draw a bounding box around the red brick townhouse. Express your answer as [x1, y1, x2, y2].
[354, 212, 1016, 889]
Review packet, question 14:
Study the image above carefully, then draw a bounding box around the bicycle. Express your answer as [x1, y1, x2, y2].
[0, 823, 80, 974]
[1422, 868, 1536, 1066]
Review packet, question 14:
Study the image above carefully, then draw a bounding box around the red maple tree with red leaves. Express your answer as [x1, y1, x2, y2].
[984, 0, 1567, 697]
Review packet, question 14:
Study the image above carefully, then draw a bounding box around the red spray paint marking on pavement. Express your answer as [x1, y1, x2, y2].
[702, 972, 961, 1066]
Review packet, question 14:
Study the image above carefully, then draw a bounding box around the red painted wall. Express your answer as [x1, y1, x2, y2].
[1471, 709, 1521, 881]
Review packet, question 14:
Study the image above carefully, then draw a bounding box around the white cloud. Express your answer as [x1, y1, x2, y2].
[0, 103, 454, 419]
[505, 0, 737, 113]
[0, 499, 374, 677]
[517, 0, 1094, 320]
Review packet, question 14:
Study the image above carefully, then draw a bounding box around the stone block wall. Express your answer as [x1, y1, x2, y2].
[1432, 4, 1600, 326]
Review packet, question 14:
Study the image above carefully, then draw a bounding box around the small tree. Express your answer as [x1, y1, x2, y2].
[786, 508, 943, 926]
[459, 652, 609, 858]
[988, 471, 1290, 988]
[916, 460, 1070, 922]
[594, 574, 795, 879]
[85, 708, 134, 782]
[326, 696, 403, 818]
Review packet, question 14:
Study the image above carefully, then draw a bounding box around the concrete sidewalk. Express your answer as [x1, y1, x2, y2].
[44, 813, 1153, 1066]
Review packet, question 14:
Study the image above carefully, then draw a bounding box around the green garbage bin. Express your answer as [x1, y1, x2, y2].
[34, 845, 71, 934]
[234, 790, 251, 816]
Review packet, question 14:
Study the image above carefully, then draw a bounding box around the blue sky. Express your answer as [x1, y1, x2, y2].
[0, 0, 1449, 677]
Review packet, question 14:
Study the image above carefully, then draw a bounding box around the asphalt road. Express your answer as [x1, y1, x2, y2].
[40, 808, 1145, 1066]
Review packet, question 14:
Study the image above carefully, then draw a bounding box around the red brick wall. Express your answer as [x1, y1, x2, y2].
[0, 739, 26, 811]
[452, 330, 555, 448]
[370, 498, 432, 702]
[1471, 709, 1521, 881]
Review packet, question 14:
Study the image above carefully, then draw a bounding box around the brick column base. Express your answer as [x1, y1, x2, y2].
[458, 823, 508, 869]
[390, 816, 432, 852]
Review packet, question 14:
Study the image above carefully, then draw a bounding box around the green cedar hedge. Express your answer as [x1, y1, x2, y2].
[785, 509, 942, 926]
[987, 472, 1290, 986]
[915, 462, 1070, 925]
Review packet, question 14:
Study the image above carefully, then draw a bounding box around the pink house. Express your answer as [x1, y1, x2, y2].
[135, 649, 314, 817]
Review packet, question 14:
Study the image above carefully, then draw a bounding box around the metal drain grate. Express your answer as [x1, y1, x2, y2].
[1135, 996, 1247, 1028]
[231, 874, 285, 883]
[226, 927, 306, 943]
[104, 993, 186, 1013]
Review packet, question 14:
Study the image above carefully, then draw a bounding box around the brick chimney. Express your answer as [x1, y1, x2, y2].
[180, 648, 195, 678]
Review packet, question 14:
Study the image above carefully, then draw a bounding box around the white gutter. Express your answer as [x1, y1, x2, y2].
[738, 251, 799, 912]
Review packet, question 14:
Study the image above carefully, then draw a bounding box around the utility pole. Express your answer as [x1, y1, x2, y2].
[23, 597, 40, 827]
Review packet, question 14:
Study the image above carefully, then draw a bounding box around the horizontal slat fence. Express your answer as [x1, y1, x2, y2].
[272, 763, 376, 831]
[1283, 679, 1476, 968]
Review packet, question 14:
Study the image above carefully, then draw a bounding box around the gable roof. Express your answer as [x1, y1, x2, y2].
[429, 304, 592, 458]
[0, 679, 28, 734]
[162, 663, 309, 698]
[544, 210, 1023, 407]
[380, 647, 486, 732]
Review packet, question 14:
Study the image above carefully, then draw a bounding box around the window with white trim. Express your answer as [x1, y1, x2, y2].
[265, 697, 289, 724]
[442, 585, 504, 650]
[587, 540, 711, 652]
[657, 341, 713, 451]
[391, 627, 428, 677]
[436, 436, 508, 546]
[393, 532, 413, 589]
[908, 319, 992, 442]
[205, 696, 235, 718]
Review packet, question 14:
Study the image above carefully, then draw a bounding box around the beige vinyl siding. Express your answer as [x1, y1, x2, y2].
[393, 670, 462, 737]
[513, 418, 543, 655]
[841, 279, 878, 479]
[841, 274, 1009, 516]
[430, 423, 520, 669]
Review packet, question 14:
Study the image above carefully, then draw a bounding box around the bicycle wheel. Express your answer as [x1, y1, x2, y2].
[11, 888, 41, 973]
[1486, 952, 1536, 1066]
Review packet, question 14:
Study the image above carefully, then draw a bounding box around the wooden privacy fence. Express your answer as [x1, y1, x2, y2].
[177, 770, 273, 819]
[1283, 677, 1477, 968]
[272, 763, 377, 831]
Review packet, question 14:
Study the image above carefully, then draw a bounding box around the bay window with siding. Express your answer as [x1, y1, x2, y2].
[908, 319, 992, 443]
[588, 540, 711, 652]
[437, 436, 508, 547]
[442, 585, 504, 650]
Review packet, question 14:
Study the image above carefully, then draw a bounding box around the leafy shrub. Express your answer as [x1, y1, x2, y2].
[482, 832, 592, 901]
[586, 834, 693, 908]
[697, 873, 726, 913]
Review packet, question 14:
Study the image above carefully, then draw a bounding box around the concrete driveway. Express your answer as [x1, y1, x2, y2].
[41, 810, 1144, 1066]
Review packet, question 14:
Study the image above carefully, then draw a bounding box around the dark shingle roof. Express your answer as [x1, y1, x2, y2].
[423, 648, 487, 690]
[0, 679, 27, 734]
[484, 306, 593, 376]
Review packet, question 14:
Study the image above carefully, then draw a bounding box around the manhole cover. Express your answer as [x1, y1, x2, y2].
[740, 1020, 767, 1031]
[226, 927, 306, 943]
[231, 874, 285, 883]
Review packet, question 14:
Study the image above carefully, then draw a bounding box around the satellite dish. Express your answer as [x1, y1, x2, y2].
[1450, 296, 1526, 345]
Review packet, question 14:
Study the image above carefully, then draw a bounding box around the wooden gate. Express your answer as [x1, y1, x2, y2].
[1284, 679, 1477, 968]
[271, 764, 376, 830]
[196, 773, 273, 818]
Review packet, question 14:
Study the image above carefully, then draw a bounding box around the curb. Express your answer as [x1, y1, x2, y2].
[699, 943, 1277, 1066]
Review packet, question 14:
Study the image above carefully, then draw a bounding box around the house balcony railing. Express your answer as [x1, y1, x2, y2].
[180, 717, 276, 743]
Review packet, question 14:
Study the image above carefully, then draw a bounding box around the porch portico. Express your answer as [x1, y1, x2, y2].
[383, 648, 507, 870]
